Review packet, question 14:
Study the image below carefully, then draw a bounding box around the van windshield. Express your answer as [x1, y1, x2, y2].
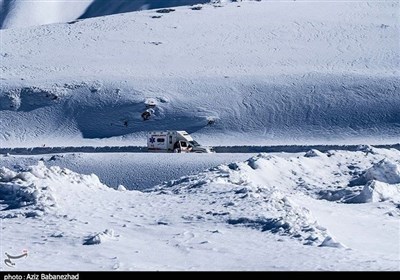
[189, 141, 200, 147]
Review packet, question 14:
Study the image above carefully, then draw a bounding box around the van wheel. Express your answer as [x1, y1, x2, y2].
[174, 148, 181, 153]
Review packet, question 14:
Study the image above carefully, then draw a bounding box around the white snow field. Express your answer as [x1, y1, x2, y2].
[1, 148, 399, 270]
[1, 0, 400, 272]
[0, 0, 399, 147]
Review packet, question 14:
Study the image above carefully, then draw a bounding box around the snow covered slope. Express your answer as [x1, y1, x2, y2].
[0, 0, 93, 29]
[1, 148, 399, 270]
[0, 1, 399, 147]
[0, 0, 212, 29]
[78, 0, 212, 21]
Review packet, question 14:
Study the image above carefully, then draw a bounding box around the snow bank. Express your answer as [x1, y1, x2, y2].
[1, 150, 399, 270]
[155, 149, 400, 245]
[347, 159, 400, 203]
[83, 229, 118, 245]
[156, 155, 342, 247]
[304, 149, 326, 158]
[363, 159, 400, 184]
[353, 180, 400, 203]
[0, 161, 109, 218]
[319, 236, 346, 249]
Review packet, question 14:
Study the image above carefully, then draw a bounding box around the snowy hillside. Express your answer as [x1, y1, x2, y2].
[1, 0, 399, 272]
[1, 148, 399, 270]
[0, 1, 399, 147]
[0, 0, 92, 29]
[0, 0, 213, 29]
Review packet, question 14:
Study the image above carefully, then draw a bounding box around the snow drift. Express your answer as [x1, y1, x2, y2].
[0, 158, 337, 247]
[354, 180, 400, 204]
[0, 161, 107, 218]
[1, 149, 399, 270]
[348, 159, 400, 203]
[156, 163, 336, 246]
[4, 148, 399, 247]
[363, 159, 400, 185]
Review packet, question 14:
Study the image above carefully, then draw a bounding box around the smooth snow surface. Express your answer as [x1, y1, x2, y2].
[0, 1, 399, 147]
[1, 148, 399, 270]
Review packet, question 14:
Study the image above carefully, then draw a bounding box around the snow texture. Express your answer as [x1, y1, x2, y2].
[1, 0, 216, 29]
[0, 1, 399, 147]
[1, 0, 400, 271]
[1, 149, 399, 270]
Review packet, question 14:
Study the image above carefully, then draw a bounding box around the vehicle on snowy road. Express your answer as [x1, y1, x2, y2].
[147, 131, 214, 153]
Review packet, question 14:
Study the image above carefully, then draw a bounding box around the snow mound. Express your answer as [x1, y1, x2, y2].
[0, 161, 108, 218]
[319, 236, 346, 249]
[364, 159, 400, 184]
[344, 159, 400, 203]
[83, 229, 118, 245]
[156, 155, 338, 247]
[117, 184, 127, 191]
[356, 144, 376, 154]
[350, 180, 400, 204]
[304, 149, 325, 158]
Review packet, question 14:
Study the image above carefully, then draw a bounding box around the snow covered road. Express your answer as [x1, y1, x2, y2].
[1, 144, 400, 155]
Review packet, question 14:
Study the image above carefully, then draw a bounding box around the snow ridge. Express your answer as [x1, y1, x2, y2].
[0, 161, 107, 218]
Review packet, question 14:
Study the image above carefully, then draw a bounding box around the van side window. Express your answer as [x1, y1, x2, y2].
[180, 141, 187, 147]
[157, 138, 165, 143]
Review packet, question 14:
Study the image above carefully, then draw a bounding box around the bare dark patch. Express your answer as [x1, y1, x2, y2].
[156, 8, 175, 14]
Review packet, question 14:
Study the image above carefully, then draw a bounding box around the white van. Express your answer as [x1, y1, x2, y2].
[147, 131, 213, 153]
